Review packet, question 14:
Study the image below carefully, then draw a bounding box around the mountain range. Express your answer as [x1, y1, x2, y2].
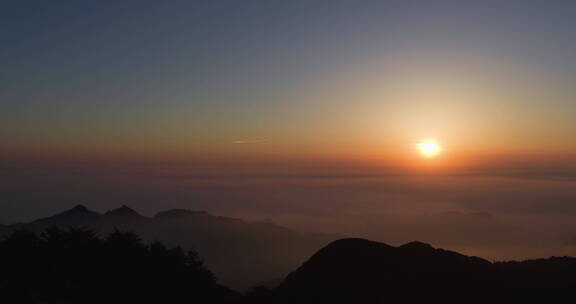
[0, 205, 336, 290]
[2, 206, 576, 302]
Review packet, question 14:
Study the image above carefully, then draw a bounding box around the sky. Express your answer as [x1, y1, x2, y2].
[2, 0, 576, 259]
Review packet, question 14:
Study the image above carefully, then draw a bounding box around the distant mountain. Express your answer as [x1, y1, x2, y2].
[275, 238, 576, 303]
[0, 205, 336, 290]
[104, 204, 144, 218]
[30, 204, 100, 224]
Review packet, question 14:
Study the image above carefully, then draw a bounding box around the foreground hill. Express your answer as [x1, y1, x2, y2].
[0, 228, 238, 304]
[271, 238, 576, 303]
[0, 205, 336, 289]
[2, 220, 575, 303]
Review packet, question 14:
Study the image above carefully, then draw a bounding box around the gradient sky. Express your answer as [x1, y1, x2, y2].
[3, 0, 576, 161]
[3, 0, 576, 259]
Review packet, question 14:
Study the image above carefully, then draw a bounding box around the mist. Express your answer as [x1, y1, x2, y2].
[3, 157, 576, 261]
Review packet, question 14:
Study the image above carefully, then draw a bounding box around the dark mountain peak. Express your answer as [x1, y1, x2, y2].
[308, 238, 394, 262]
[32, 205, 102, 225]
[322, 238, 394, 253]
[399, 241, 434, 251]
[154, 209, 208, 219]
[290, 238, 395, 274]
[69, 204, 89, 213]
[280, 238, 576, 303]
[60, 204, 100, 218]
[105, 205, 142, 217]
[280, 238, 496, 302]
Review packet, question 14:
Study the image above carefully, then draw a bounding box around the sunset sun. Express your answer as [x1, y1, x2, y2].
[416, 140, 442, 158]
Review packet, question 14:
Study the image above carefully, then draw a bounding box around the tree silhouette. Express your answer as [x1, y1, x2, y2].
[4, 229, 576, 304]
[0, 227, 238, 303]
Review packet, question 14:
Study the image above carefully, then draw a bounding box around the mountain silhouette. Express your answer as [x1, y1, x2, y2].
[35, 204, 102, 224]
[0, 205, 336, 289]
[2, 214, 576, 303]
[270, 238, 576, 303]
[104, 205, 143, 218]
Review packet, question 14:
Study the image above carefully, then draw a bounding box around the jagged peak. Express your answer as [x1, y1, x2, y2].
[154, 209, 209, 219]
[62, 204, 100, 216]
[36, 204, 102, 221]
[105, 205, 142, 217]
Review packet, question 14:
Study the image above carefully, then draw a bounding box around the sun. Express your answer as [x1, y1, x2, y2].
[415, 140, 442, 158]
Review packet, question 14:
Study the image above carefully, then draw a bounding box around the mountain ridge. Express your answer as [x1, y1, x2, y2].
[275, 238, 576, 303]
[0, 205, 337, 290]
[104, 205, 143, 217]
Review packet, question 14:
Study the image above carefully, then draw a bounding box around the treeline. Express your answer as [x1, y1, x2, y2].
[5, 228, 576, 304]
[0, 227, 240, 303]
